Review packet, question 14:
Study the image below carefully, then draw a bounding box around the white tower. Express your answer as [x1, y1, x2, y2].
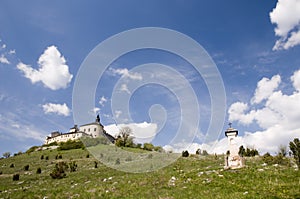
[224, 124, 244, 169]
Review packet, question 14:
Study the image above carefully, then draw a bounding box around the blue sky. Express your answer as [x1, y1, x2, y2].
[1, 0, 300, 155]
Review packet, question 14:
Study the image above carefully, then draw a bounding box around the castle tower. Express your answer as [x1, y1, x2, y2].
[224, 123, 244, 169]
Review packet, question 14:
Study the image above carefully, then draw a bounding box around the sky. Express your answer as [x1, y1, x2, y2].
[1, 0, 300, 156]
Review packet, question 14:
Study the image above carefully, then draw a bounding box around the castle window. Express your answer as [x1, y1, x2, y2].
[88, 128, 90, 132]
[94, 128, 97, 131]
[84, 129, 86, 132]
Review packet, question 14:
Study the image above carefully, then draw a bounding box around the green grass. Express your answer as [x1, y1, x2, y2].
[0, 146, 299, 199]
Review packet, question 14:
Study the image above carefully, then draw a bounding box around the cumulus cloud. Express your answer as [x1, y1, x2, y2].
[120, 83, 131, 94]
[17, 45, 73, 90]
[270, 0, 300, 50]
[251, 75, 281, 104]
[0, 54, 10, 64]
[104, 122, 158, 143]
[228, 69, 300, 154]
[99, 96, 107, 106]
[42, 103, 71, 116]
[109, 68, 143, 80]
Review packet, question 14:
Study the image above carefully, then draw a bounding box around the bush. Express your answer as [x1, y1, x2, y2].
[50, 162, 68, 179]
[12, 174, 20, 181]
[182, 150, 189, 157]
[143, 143, 154, 151]
[202, 150, 209, 156]
[290, 138, 300, 168]
[57, 140, 84, 151]
[24, 165, 29, 171]
[26, 146, 39, 154]
[3, 152, 11, 158]
[81, 137, 110, 147]
[115, 158, 120, 165]
[36, 167, 42, 174]
[69, 161, 77, 172]
[10, 163, 14, 168]
[125, 156, 133, 161]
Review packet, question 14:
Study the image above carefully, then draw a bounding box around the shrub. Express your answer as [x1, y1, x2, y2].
[143, 143, 154, 151]
[147, 154, 153, 159]
[57, 140, 84, 151]
[36, 167, 42, 174]
[115, 158, 120, 165]
[202, 150, 209, 156]
[24, 165, 29, 171]
[3, 152, 11, 158]
[10, 163, 14, 168]
[125, 156, 133, 161]
[26, 146, 39, 154]
[69, 161, 77, 172]
[12, 174, 19, 181]
[182, 150, 189, 157]
[50, 162, 68, 179]
[290, 138, 300, 168]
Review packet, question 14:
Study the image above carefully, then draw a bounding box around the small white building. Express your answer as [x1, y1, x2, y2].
[45, 115, 115, 145]
[224, 125, 244, 169]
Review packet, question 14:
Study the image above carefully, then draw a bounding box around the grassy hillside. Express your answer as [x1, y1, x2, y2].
[0, 146, 299, 199]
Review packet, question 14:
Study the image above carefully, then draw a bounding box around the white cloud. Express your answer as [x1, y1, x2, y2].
[42, 103, 71, 116]
[92, 107, 100, 114]
[120, 83, 131, 94]
[17, 45, 73, 90]
[110, 68, 143, 80]
[99, 96, 107, 106]
[228, 102, 255, 125]
[104, 122, 158, 143]
[251, 75, 281, 104]
[291, 69, 300, 91]
[114, 110, 122, 119]
[0, 54, 10, 64]
[270, 0, 300, 50]
[228, 69, 300, 154]
[9, 49, 16, 54]
[1, 44, 6, 49]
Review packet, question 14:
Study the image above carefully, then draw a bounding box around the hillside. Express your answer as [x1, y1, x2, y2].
[0, 146, 299, 199]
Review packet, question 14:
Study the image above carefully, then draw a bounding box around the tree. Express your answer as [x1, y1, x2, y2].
[143, 143, 154, 151]
[289, 138, 300, 168]
[3, 152, 11, 158]
[278, 145, 287, 157]
[238, 145, 245, 157]
[182, 150, 189, 157]
[115, 127, 134, 147]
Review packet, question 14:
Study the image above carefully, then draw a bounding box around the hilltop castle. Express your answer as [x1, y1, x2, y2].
[45, 115, 115, 145]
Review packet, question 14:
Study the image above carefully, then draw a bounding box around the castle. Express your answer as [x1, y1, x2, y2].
[44, 115, 115, 145]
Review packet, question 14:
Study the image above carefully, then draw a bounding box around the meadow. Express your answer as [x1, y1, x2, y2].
[0, 146, 299, 199]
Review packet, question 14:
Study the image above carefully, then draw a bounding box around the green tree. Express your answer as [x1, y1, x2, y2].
[2, 152, 11, 158]
[115, 127, 134, 147]
[196, 149, 201, 155]
[278, 145, 287, 157]
[289, 138, 300, 168]
[143, 143, 154, 151]
[238, 145, 245, 157]
[182, 150, 189, 157]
